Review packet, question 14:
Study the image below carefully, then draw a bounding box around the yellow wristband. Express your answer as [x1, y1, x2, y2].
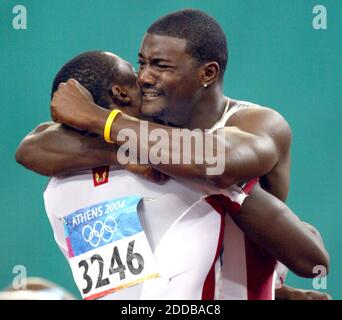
[104, 109, 122, 143]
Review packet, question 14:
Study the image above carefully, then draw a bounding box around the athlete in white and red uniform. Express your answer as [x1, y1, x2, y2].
[208, 100, 276, 300]
[48, 71, 330, 298]
[21, 96, 328, 300]
[44, 167, 258, 299]
[44, 100, 276, 300]
[18, 37, 329, 298]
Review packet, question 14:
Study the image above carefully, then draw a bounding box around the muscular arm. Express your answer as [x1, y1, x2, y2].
[103, 107, 290, 189]
[16, 122, 167, 182]
[233, 183, 330, 278]
[15, 122, 118, 176]
[50, 79, 291, 188]
[19, 82, 330, 281]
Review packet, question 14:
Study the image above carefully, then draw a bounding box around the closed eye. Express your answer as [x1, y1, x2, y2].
[157, 64, 170, 69]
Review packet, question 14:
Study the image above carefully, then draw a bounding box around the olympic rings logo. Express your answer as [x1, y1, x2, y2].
[82, 216, 118, 248]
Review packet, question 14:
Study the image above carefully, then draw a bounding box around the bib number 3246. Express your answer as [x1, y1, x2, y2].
[63, 196, 159, 299]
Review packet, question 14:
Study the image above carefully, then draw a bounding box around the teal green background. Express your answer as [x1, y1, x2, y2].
[0, 0, 341, 299]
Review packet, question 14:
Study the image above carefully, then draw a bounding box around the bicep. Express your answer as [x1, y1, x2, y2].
[223, 127, 278, 182]
[16, 122, 58, 166]
[215, 107, 291, 186]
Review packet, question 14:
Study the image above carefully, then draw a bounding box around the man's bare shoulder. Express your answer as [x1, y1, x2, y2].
[226, 101, 292, 152]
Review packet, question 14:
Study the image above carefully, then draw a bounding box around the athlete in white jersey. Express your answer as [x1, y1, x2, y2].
[43, 98, 250, 299]
[19, 48, 329, 300]
[17, 51, 276, 300]
[44, 168, 253, 299]
[43, 99, 275, 300]
[209, 100, 277, 300]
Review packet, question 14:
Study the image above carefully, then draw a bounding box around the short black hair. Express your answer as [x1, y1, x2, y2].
[51, 51, 120, 108]
[147, 9, 228, 77]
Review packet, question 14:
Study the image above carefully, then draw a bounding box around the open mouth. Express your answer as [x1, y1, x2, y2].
[142, 90, 163, 100]
[143, 93, 161, 100]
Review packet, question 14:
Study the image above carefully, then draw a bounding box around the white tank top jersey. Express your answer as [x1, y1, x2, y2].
[43, 98, 276, 300]
[275, 262, 289, 289]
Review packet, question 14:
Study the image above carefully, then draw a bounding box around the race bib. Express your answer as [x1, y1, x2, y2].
[63, 195, 159, 300]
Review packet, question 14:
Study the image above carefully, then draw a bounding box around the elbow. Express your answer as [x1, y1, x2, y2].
[206, 156, 275, 190]
[290, 249, 330, 278]
[205, 165, 239, 189]
[206, 171, 240, 189]
[15, 140, 53, 177]
[15, 145, 25, 166]
[15, 140, 32, 168]
[311, 249, 330, 277]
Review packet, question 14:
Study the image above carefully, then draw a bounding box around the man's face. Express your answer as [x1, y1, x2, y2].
[137, 34, 203, 126]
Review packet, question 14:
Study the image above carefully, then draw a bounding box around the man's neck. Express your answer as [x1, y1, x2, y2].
[185, 86, 227, 130]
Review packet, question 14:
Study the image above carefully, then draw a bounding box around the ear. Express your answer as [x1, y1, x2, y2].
[201, 62, 220, 87]
[111, 85, 132, 105]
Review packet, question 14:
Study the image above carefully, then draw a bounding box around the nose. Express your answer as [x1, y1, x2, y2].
[138, 65, 157, 87]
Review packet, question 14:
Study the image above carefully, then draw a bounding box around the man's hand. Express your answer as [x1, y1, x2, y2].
[275, 285, 332, 300]
[51, 79, 108, 132]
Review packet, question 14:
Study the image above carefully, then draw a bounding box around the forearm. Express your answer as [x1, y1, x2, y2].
[51, 82, 289, 187]
[90, 113, 218, 185]
[234, 184, 330, 278]
[16, 123, 118, 176]
[90, 112, 276, 188]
